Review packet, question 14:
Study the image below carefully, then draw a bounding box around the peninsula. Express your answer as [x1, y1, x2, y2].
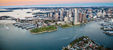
[30, 25, 57, 34]
[63, 36, 110, 50]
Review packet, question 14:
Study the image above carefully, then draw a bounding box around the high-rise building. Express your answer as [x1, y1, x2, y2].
[97, 11, 102, 17]
[68, 9, 73, 22]
[82, 13, 87, 23]
[73, 8, 80, 25]
[49, 12, 53, 17]
[64, 16, 68, 22]
[79, 13, 83, 23]
[102, 10, 106, 18]
[59, 8, 64, 21]
[66, 10, 69, 17]
[69, 9, 72, 17]
[107, 9, 112, 17]
[54, 12, 59, 21]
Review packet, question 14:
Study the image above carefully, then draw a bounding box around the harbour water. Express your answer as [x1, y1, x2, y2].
[0, 21, 113, 50]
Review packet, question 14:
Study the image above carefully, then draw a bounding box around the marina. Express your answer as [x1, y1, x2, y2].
[13, 23, 36, 30]
[100, 20, 113, 35]
[104, 31, 113, 35]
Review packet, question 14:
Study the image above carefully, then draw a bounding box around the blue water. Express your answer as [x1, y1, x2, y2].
[0, 21, 113, 50]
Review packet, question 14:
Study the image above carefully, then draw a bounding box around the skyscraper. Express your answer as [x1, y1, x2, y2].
[59, 8, 64, 21]
[82, 13, 87, 23]
[64, 16, 68, 22]
[49, 12, 53, 18]
[73, 8, 80, 25]
[79, 13, 83, 23]
[54, 12, 59, 21]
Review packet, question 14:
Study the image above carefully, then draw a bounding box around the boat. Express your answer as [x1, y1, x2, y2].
[104, 31, 113, 35]
[103, 27, 113, 31]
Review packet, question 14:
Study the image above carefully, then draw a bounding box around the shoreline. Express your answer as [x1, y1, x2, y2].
[30, 25, 57, 34]
[31, 29, 57, 34]
[62, 36, 110, 50]
[60, 22, 87, 28]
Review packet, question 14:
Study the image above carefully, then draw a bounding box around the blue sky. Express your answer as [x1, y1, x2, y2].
[0, 3, 113, 8]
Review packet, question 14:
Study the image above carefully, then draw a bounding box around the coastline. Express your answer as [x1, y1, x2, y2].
[30, 26, 57, 34]
[62, 36, 110, 50]
[31, 29, 57, 34]
[60, 22, 87, 28]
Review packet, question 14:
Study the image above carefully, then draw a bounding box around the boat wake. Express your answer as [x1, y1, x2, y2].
[5, 27, 9, 30]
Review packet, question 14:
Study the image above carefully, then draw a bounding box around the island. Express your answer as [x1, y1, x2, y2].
[30, 25, 57, 34]
[62, 36, 110, 50]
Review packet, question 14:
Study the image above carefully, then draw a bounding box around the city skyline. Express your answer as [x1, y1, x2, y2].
[0, 5, 113, 50]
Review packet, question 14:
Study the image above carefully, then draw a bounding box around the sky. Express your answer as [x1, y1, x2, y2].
[0, 0, 113, 8]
